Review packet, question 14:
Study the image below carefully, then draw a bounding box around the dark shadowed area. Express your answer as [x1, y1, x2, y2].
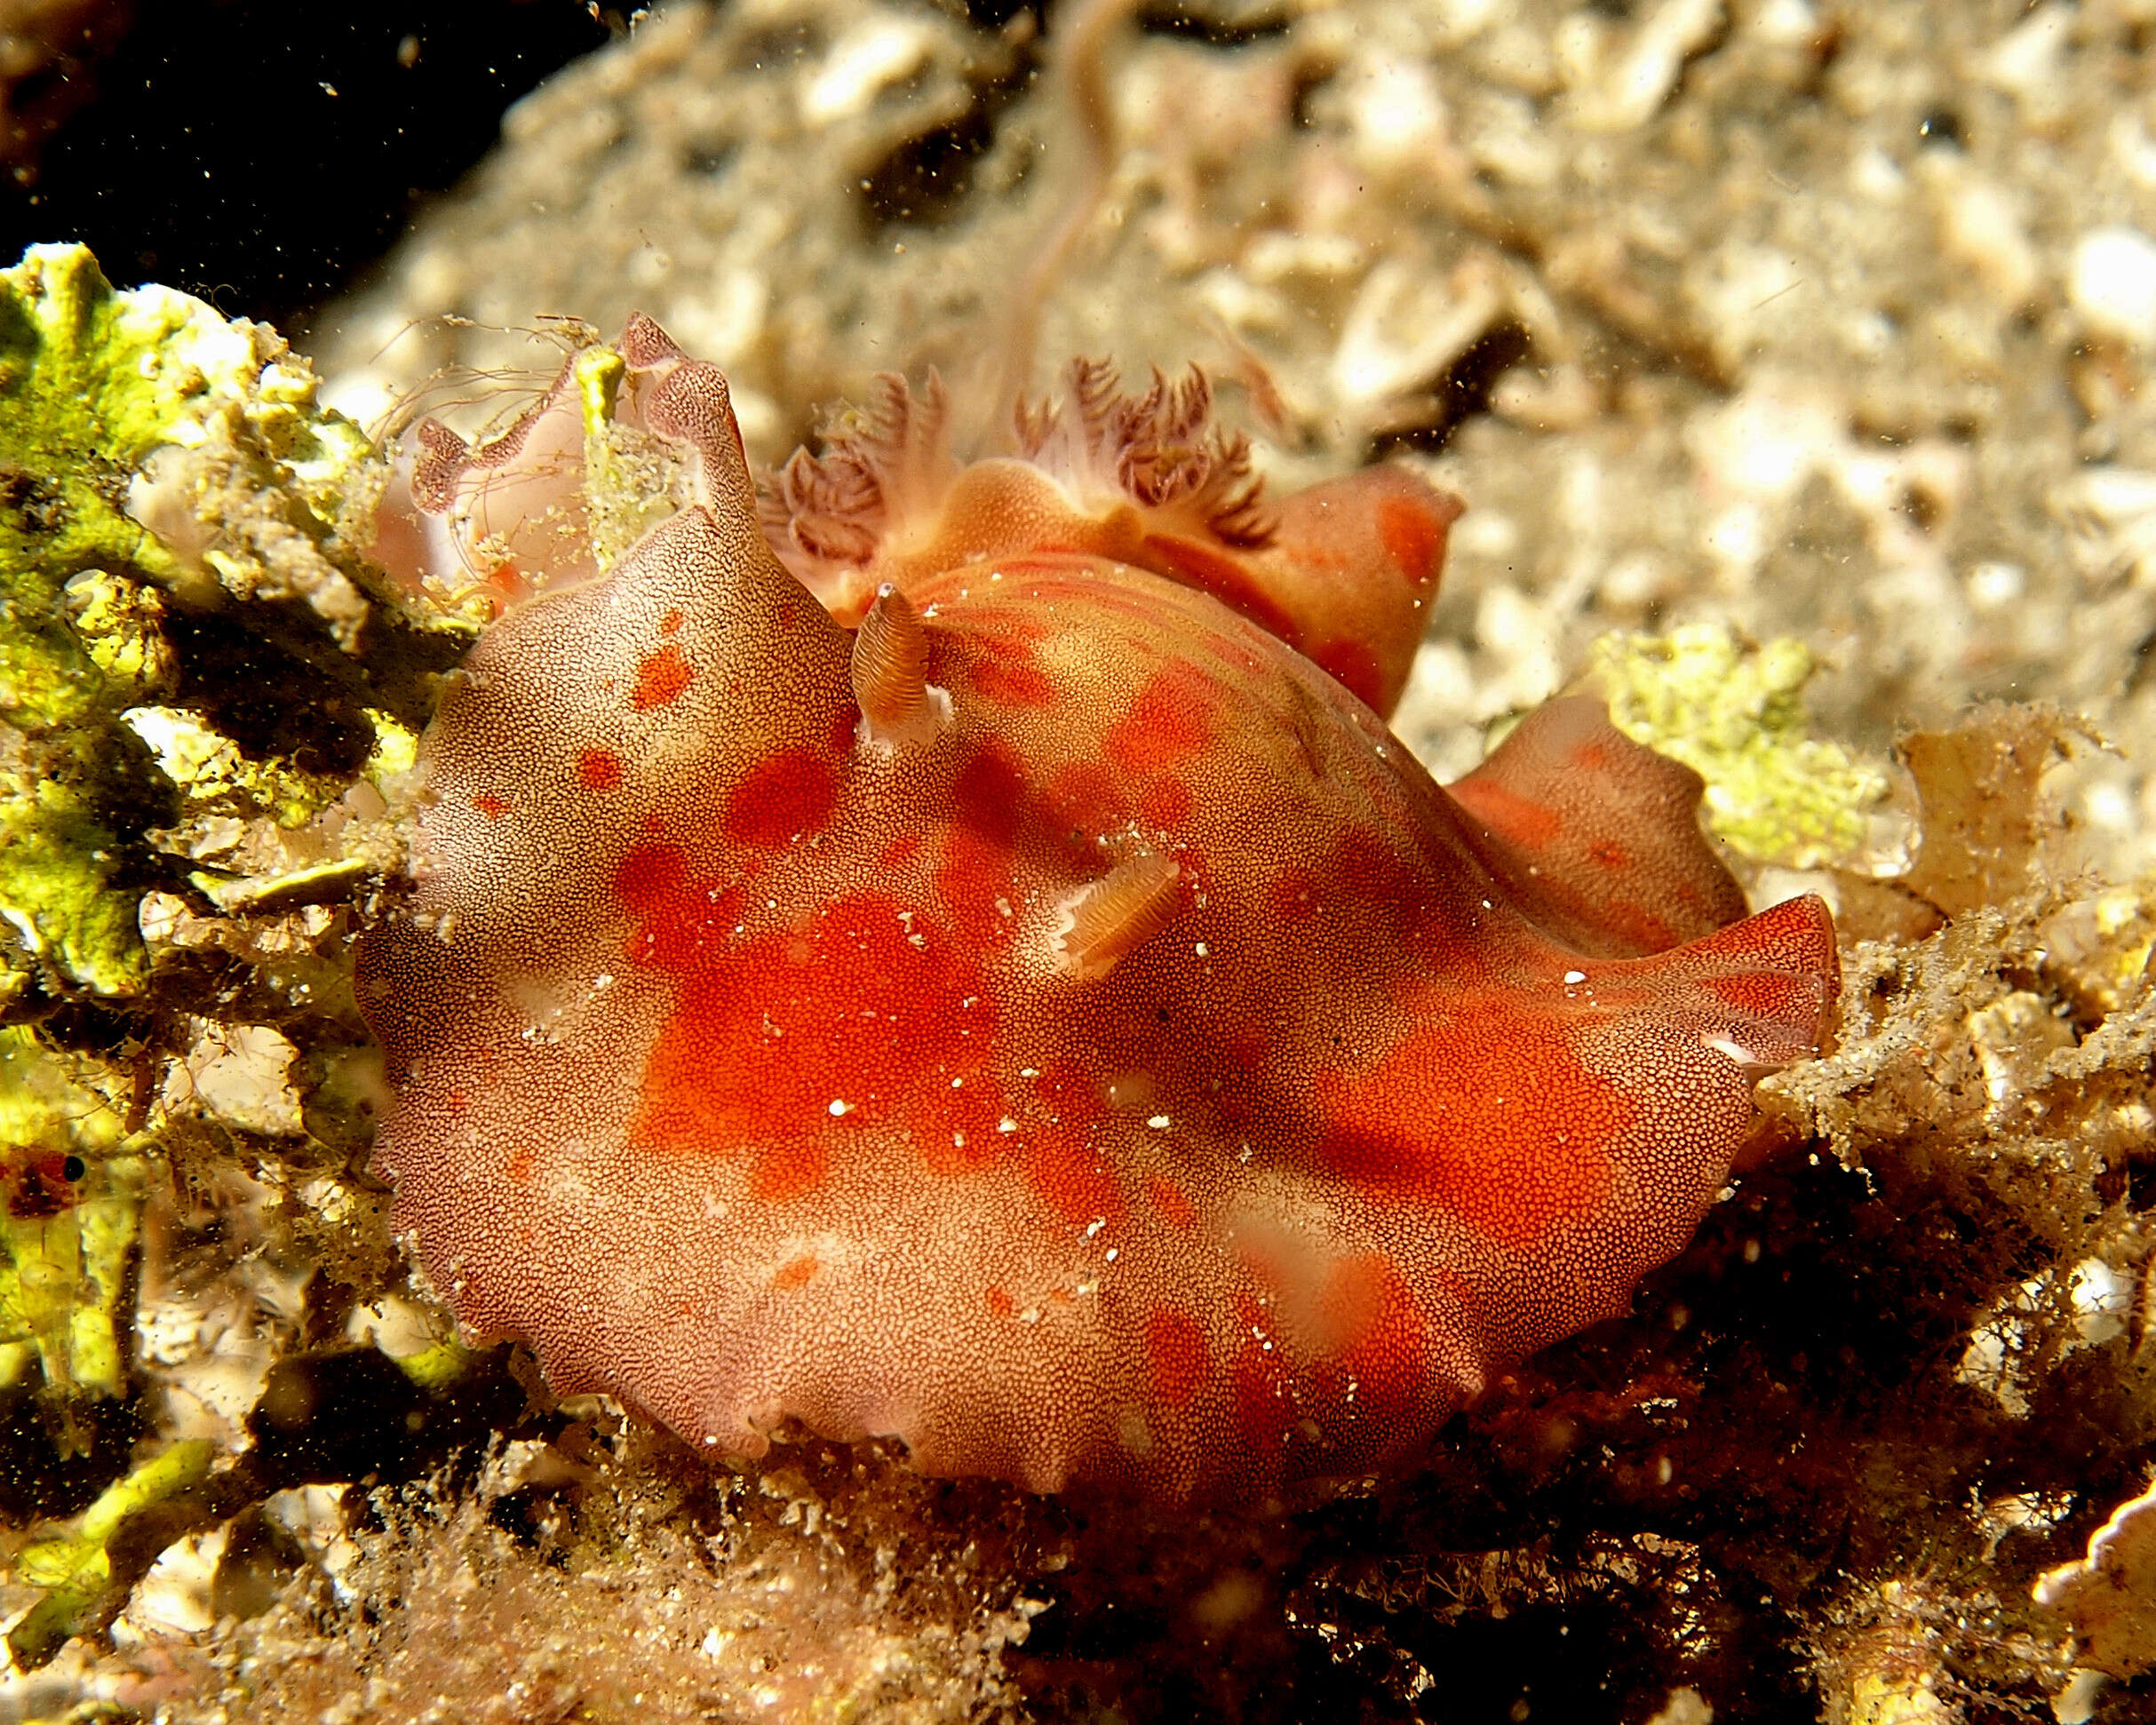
[0, 0, 613, 324]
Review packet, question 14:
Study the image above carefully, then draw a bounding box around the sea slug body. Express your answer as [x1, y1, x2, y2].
[357, 318, 1838, 1501]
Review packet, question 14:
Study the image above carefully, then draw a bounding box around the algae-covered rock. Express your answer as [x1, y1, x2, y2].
[0, 242, 463, 1014]
[0, 245, 479, 1685]
[1587, 624, 1894, 870]
[0, 243, 249, 1002]
[5, 1439, 213, 1673]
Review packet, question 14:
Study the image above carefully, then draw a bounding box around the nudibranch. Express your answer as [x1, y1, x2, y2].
[357, 317, 1838, 1501]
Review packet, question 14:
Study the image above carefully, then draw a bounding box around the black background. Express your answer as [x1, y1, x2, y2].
[0, 1, 617, 327]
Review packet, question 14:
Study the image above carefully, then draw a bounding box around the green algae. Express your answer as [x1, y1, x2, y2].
[0, 247, 476, 1678]
[0, 243, 463, 1013]
[1587, 624, 1891, 869]
[0, 787, 147, 1006]
[577, 338, 708, 574]
[0, 243, 282, 1003]
[0, 246, 284, 1003]
[7, 1439, 214, 1673]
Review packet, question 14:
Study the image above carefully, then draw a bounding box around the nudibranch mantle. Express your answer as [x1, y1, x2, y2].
[358, 317, 1837, 1502]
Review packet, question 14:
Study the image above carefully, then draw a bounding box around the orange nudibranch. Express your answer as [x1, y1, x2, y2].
[358, 318, 1837, 1502]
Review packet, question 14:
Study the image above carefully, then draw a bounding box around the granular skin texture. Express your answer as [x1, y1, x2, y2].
[357, 319, 1835, 1501]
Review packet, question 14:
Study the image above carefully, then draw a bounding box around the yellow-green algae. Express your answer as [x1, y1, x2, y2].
[1, 245, 236, 1000]
[0, 245, 479, 1681]
[6, 1440, 214, 1673]
[1587, 624, 1891, 868]
[1, 241, 467, 1017]
[577, 337, 707, 574]
[1, 244, 368, 1005]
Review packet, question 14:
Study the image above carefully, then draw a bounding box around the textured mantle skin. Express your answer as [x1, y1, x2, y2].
[360, 320, 1835, 1500]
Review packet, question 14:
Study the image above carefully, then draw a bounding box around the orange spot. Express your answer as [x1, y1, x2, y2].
[1104, 667, 1214, 777]
[938, 744, 1026, 947]
[629, 893, 999, 1204]
[505, 1146, 535, 1184]
[1449, 776, 1563, 849]
[1022, 1127, 1125, 1228]
[749, 1141, 827, 1204]
[1145, 1174, 1197, 1229]
[1319, 1254, 1427, 1422]
[879, 831, 924, 870]
[1140, 532, 1302, 643]
[951, 743, 1025, 836]
[984, 1285, 1016, 1319]
[631, 644, 694, 710]
[1378, 494, 1447, 591]
[725, 749, 838, 847]
[771, 1253, 821, 1291]
[985, 552, 1093, 580]
[1317, 1006, 1623, 1251]
[1699, 969, 1826, 1023]
[1268, 867, 1318, 924]
[939, 830, 1017, 949]
[1213, 1031, 1275, 1132]
[659, 608, 683, 636]
[1145, 1308, 1209, 1411]
[1039, 760, 1133, 842]
[1030, 1061, 1111, 1130]
[964, 634, 1057, 707]
[473, 792, 508, 820]
[1137, 775, 1193, 830]
[577, 748, 624, 791]
[918, 1106, 1000, 1177]
[613, 844, 742, 970]
[1231, 1293, 1296, 1455]
[614, 843, 685, 912]
[1323, 831, 1480, 973]
[1311, 639, 1385, 711]
[955, 612, 1051, 644]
